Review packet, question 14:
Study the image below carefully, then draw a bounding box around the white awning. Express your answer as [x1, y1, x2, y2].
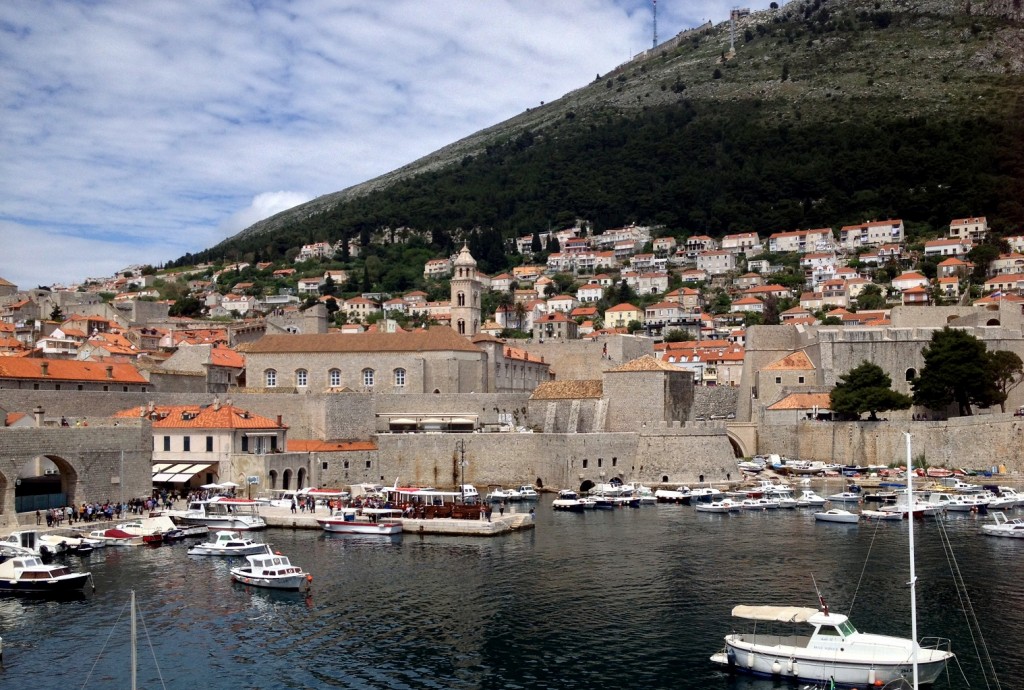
[731, 606, 818, 623]
[389, 418, 417, 425]
[153, 463, 214, 483]
[448, 417, 476, 425]
[418, 418, 445, 425]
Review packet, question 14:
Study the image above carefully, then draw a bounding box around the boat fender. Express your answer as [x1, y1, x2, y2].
[789, 659, 798, 676]
[771, 660, 781, 675]
[746, 653, 754, 669]
[868, 668, 876, 685]
[726, 648, 735, 667]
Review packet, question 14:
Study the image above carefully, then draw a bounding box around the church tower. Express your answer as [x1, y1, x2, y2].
[450, 244, 481, 337]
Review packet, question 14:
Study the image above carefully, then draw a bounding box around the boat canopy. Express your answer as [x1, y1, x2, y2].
[731, 606, 819, 623]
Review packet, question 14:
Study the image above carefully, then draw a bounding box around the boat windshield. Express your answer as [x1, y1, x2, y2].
[838, 620, 857, 636]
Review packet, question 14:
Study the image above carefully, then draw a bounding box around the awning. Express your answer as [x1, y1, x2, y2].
[418, 418, 445, 425]
[152, 463, 214, 483]
[731, 606, 818, 623]
[389, 418, 417, 425]
[448, 417, 476, 425]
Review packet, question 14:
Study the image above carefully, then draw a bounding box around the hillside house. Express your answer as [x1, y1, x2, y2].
[533, 312, 578, 341]
[696, 250, 735, 276]
[839, 219, 905, 249]
[721, 232, 761, 255]
[604, 303, 642, 329]
[923, 238, 972, 259]
[949, 216, 988, 242]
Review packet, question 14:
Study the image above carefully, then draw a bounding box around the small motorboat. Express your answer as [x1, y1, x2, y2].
[795, 489, 827, 507]
[39, 533, 101, 556]
[860, 509, 903, 521]
[188, 531, 270, 557]
[517, 485, 540, 500]
[0, 530, 67, 559]
[553, 490, 586, 512]
[827, 491, 863, 504]
[87, 529, 146, 547]
[230, 551, 312, 591]
[814, 509, 860, 524]
[0, 555, 93, 595]
[696, 498, 741, 513]
[316, 509, 403, 536]
[981, 512, 1024, 538]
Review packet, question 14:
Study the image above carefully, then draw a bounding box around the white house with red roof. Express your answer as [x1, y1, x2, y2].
[984, 273, 1024, 294]
[576, 283, 604, 303]
[652, 237, 677, 254]
[949, 216, 988, 242]
[721, 232, 761, 255]
[685, 234, 718, 258]
[546, 294, 578, 313]
[839, 219, 904, 249]
[901, 285, 931, 306]
[990, 253, 1024, 276]
[532, 311, 578, 340]
[731, 296, 764, 313]
[923, 238, 972, 258]
[604, 303, 642, 328]
[937, 257, 973, 278]
[696, 250, 735, 275]
[424, 258, 452, 278]
[891, 271, 929, 292]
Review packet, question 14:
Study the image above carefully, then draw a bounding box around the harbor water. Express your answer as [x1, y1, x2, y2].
[1, 499, 1020, 689]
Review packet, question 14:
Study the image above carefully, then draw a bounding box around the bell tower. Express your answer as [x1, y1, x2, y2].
[450, 244, 481, 337]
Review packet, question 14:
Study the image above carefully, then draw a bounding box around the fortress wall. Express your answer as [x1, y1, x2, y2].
[374, 430, 737, 491]
[691, 386, 740, 420]
[519, 335, 654, 381]
[757, 418, 1024, 474]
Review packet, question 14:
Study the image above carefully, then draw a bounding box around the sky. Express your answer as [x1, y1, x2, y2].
[1, 0, 770, 290]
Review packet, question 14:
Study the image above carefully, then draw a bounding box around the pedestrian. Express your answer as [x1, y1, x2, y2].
[35, 509, 41, 525]
[485, 506, 492, 522]
[499, 501, 505, 517]
[290, 499, 297, 514]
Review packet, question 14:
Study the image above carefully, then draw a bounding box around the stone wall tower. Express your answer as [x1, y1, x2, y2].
[450, 244, 481, 337]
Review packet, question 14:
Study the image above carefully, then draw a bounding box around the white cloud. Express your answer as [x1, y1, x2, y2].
[219, 191, 314, 237]
[0, 0, 768, 289]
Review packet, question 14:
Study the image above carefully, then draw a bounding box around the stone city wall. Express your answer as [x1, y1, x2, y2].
[756, 417, 1024, 475]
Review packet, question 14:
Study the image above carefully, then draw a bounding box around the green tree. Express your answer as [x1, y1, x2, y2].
[626, 319, 643, 334]
[986, 350, 1024, 413]
[48, 305, 64, 322]
[663, 328, 693, 343]
[830, 361, 912, 421]
[912, 327, 996, 416]
[169, 295, 202, 317]
[856, 284, 886, 310]
[319, 275, 338, 296]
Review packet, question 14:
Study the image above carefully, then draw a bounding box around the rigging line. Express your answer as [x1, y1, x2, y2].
[847, 509, 884, 616]
[136, 600, 169, 690]
[936, 516, 1000, 690]
[79, 598, 131, 690]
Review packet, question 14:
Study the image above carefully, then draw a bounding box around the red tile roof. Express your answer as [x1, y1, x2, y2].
[0, 358, 147, 383]
[114, 403, 284, 429]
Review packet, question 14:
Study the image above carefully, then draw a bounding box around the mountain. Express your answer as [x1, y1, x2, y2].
[180, 0, 1024, 268]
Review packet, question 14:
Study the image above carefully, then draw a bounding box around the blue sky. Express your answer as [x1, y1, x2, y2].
[0, 0, 769, 290]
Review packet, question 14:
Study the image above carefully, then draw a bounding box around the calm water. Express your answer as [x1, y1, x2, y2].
[1, 501, 1020, 689]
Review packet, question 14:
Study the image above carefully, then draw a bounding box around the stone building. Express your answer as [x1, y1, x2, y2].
[450, 244, 482, 337]
[242, 326, 490, 394]
[0, 358, 150, 392]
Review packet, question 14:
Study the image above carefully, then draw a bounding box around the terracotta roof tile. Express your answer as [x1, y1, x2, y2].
[767, 392, 832, 410]
[114, 403, 284, 429]
[608, 355, 680, 372]
[762, 351, 815, 371]
[0, 358, 147, 383]
[246, 326, 481, 354]
[530, 380, 603, 400]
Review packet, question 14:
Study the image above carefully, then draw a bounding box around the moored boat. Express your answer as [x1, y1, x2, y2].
[230, 552, 312, 591]
[316, 508, 403, 535]
[169, 496, 267, 531]
[980, 511, 1024, 538]
[187, 530, 270, 556]
[88, 529, 146, 547]
[0, 555, 93, 595]
[814, 508, 859, 524]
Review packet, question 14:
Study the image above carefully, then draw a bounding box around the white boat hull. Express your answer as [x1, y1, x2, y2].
[718, 638, 951, 686]
[317, 519, 402, 535]
[230, 568, 310, 591]
[174, 515, 266, 531]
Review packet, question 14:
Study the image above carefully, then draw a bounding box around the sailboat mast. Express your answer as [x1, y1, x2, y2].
[905, 432, 919, 689]
[130, 590, 137, 690]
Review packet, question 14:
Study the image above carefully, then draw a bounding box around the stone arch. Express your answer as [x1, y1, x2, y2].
[905, 367, 917, 381]
[268, 469, 278, 490]
[579, 479, 595, 493]
[282, 468, 293, 490]
[724, 429, 750, 458]
[13, 454, 80, 513]
[986, 318, 1000, 326]
[946, 314, 959, 323]
[297, 467, 307, 489]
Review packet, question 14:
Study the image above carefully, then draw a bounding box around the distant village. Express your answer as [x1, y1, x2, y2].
[2, 213, 1024, 519]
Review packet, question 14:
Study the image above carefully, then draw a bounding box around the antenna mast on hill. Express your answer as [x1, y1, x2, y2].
[652, 0, 658, 49]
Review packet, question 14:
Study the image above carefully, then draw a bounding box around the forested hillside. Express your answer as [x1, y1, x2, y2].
[170, 0, 1024, 274]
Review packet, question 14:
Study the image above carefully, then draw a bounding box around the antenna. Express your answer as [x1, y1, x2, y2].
[730, 7, 736, 54]
[652, 0, 658, 49]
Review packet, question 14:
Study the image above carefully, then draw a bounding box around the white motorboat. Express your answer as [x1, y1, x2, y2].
[87, 528, 146, 547]
[981, 512, 1024, 538]
[654, 487, 689, 503]
[771, 491, 798, 509]
[230, 551, 312, 591]
[795, 489, 827, 507]
[713, 433, 956, 687]
[696, 498, 742, 513]
[0, 530, 67, 559]
[878, 490, 945, 518]
[187, 530, 270, 556]
[0, 555, 93, 595]
[927, 492, 990, 513]
[993, 486, 1023, 507]
[861, 509, 903, 521]
[826, 491, 863, 504]
[814, 509, 859, 524]
[170, 496, 267, 531]
[485, 487, 516, 502]
[684, 486, 723, 504]
[553, 489, 587, 512]
[739, 498, 774, 511]
[948, 478, 983, 494]
[516, 485, 540, 500]
[41, 533, 103, 555]
[316, 508, 403, 535]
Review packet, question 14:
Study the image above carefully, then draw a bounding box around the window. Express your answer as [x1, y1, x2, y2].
[394, 368, 406, 387]
[457, 319, 466, 334]
[905, 368, 916, 382]
[775, 376, 782, 384]
[206, 436, 213, 452]
[798, 376, 805, 384]
[103, 385, 109, 392]
[270, 436, 278, 452]
[582, 459, 589, 469]
[598, 458, 603, 468]
[265, 369, 277, 387]
[365, 460, 372, 469]
[457, 291, 466, 307]
[77, 384, 83, 391]
[296, 369, 308, 387]
[362, 368, 375, 387]
[329, 368, 341, 387]
[163, 436, 170, 451]
[183, 437, 191, 452]
[322, 461, 328, 470]
[241, 436, 249, 453]
[612, 457, 617, 467]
